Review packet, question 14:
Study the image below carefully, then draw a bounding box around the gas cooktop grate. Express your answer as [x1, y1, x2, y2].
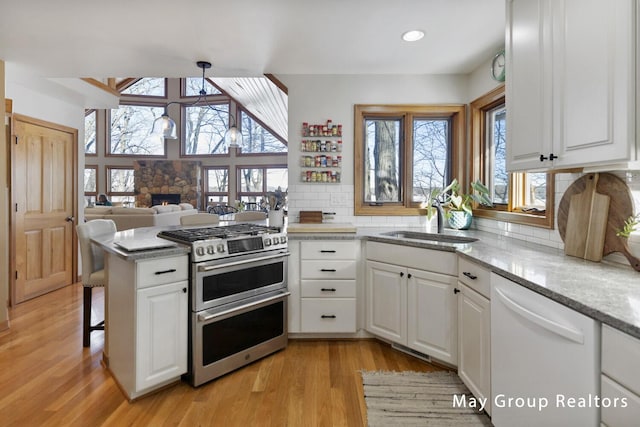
[157, 223, 281, 243]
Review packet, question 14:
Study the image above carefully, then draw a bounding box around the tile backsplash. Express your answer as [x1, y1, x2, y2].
[289, 171, 640, 261]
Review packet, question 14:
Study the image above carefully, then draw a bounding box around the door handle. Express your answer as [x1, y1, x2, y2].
[65, 216, 75, 222]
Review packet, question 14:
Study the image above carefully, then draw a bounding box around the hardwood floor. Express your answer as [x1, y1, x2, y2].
[0, 284, 445, 426]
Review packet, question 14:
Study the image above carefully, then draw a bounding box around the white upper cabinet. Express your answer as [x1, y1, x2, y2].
[506, 0, 553, 171]
[507, 0, 636, 172]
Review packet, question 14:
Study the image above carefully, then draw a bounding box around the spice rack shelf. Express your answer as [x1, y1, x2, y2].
[300, 120, 343, 183]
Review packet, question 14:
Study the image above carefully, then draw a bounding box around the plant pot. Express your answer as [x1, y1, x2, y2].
[448, 211, 472, 230]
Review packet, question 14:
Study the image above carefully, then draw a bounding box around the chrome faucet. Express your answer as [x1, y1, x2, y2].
[432, 198, 445, 234]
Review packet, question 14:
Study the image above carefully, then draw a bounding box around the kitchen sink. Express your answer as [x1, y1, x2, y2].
[380, 230, 478, 244]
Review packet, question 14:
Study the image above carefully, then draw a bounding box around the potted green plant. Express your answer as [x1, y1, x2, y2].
[426, 179, 492, 230]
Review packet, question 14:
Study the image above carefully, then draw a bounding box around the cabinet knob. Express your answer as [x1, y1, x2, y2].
[182, 287, 187, 293]
[549, 153, 558, 160]
[407, 273, 412, 279]
[454, 288, 461, 294]
[400, 272, 404, 277]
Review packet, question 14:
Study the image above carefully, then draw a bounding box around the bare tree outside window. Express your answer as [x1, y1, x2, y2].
[110, 106, 165, 155]
[365, 119, 401, 202]
[84, 111, 96, 154]
[84, 168, 96, 193]
[121, 78, 165, 96]
[185, 104, 229, 155]
[240, 111, 287, 153]
[489, 105, 508, 204]
[412, 119, 449, 202]
[185, 77, 221, 96]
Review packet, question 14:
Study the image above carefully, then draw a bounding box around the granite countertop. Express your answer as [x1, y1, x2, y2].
[91, 225, 191, 261]
[292, 224, 640, 340]
[93, 221, 640, 339]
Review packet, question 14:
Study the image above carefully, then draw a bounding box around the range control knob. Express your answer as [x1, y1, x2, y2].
[206, 245, 215, 254]
[272, 237, 280, 244]
[264, 238, 272, 246]
[196, 247, 205, 257]
[217, 244, 226, 253]
[281, 236, 287, 243]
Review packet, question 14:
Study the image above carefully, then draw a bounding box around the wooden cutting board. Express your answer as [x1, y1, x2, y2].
[563, 174, 610, 261]
[558, 173, 640, 271]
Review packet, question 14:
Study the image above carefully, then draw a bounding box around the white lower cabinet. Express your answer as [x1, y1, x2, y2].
[601, 324, 640, 426]
[107, 254, 188, 400]
[457, 283, 491, 415]
[136, 281, 188, 392]
[299, 240, 358, 333]
[457, 257, 491, 415]
[365, 242, 458, 365]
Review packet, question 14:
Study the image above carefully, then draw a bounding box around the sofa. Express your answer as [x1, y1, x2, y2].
[84, 203, 198, 231]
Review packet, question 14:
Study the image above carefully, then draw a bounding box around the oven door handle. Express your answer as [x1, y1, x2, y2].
[197, 291, 291, 322]
[197, 252, 290, 272]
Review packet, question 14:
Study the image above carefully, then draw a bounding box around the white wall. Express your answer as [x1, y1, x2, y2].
[280, 73, 469, 227]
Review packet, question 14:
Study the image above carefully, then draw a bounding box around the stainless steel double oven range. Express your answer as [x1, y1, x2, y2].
[158, 223, 289, 387]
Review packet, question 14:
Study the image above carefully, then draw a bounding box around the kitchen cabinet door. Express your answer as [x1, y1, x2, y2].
[136, 280, 188, 392]
[550, 0, 635, 168]
[407, 268, 458, 365]
[506, 0, 553, 171]
[365, 260, 406, 344]
[507, 0, 636, 171]
[458, 283, 491, 415]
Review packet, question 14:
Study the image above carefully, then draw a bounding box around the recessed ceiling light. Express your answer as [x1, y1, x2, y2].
[402, 30, 425, 42]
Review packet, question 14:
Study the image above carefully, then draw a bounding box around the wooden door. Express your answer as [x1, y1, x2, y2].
[12, 114, 77, 304]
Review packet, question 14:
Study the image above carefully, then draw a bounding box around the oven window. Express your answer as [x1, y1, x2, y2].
[202, 301, 285, 364]
[202, 261, 284, 302]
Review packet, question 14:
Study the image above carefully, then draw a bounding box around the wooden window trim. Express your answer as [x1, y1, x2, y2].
[84, 165, 98, 196]
[354, 104, 464, 216]
[470, 85, 555, 229]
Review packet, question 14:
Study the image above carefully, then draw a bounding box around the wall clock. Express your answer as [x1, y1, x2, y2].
[491, 50, 506, 82]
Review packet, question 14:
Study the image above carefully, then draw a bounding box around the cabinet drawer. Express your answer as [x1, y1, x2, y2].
[602, 325, 640, 396]
[301, 280, 356, 298]
[301, 299, 356, 333]
[137, 255, 189, 289]
[458, 257, 491, 299]
[301, 241, 358, 260]
[300, 260, 356, 279]
[601, 374, 640, 426]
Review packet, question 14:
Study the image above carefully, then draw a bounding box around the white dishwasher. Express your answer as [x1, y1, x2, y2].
[491, 273, 599, 427]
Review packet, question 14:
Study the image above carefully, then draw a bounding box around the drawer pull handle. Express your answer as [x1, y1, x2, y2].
[463, 271, 477, 280]
[321, 269, 337, 272]
[320, 250, 336, 253]
[321, 288, 337, 292]
[321, 315, 337, 319]
[155, 269, 177, 275]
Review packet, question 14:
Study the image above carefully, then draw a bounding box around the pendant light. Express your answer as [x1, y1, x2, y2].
[150, 61, 241, 150]
[224, 115, 243, 149]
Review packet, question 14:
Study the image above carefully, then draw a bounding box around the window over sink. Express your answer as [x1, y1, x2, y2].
[470, 85, 554, 228]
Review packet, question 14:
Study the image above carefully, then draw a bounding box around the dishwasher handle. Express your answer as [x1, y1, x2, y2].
[494, 287, 584, 344]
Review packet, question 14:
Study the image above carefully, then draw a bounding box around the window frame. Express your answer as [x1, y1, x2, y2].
[354, 104, 464, 216]
[107, 102, 168, 158]
[203, 166, 230, 206]
[84, 109, 97, 156]
[106, 166, 136, 199]
[84, 166, 98, 197]
[181, 100, 231, 157]
[470, 85, 555, 229]
[236, 165, 288, 203]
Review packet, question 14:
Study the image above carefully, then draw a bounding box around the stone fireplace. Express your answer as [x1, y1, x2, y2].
[134, 160, 201, 208]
